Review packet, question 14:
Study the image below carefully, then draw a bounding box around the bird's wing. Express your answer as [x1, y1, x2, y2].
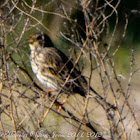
[39, 47, 71, 86]
[40, 47, 87, 89]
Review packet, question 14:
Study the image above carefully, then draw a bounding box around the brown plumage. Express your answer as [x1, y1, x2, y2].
[28, 33, 116, 110]
[29, 33, 88, 97]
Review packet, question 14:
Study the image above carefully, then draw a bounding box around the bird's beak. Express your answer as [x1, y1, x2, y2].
[25, 38, 30, 43]
[24, 38, 33, 48]
[26, 38, 33, 44]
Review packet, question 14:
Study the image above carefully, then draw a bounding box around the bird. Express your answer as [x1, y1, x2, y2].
[28, 33, 116, 110]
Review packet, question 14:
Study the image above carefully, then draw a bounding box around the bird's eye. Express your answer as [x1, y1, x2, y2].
[37, 36, 42, 40]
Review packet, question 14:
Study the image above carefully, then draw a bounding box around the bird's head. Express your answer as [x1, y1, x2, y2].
[28, 33, 54, 51]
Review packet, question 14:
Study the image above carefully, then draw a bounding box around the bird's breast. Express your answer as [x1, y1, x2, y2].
[30, 51, 58, 90]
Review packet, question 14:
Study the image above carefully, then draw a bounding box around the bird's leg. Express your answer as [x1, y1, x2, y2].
[42, 89, 56, 99]
[47, 89, 56, 93]
[58, 95, 70, 112]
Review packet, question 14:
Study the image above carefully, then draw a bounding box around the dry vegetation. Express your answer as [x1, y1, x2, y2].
[0, 0, 140, 140]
